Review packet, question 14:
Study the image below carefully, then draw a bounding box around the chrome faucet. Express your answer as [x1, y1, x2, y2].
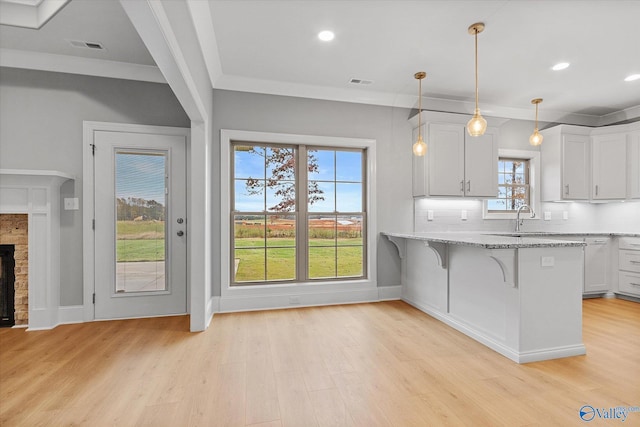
[515, 204, 535, 232]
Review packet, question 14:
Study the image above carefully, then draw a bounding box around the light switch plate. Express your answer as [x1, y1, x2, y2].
[563, 211, 569, 220]
[64, 197, 79, 210]
[544, 211, 551, 221]
[427, 210, 434, 221]
[461, 210, 467, 220]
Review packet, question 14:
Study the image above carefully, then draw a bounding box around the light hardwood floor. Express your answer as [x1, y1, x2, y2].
[1, 298, 639, 426]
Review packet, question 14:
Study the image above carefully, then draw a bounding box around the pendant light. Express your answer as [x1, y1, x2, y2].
[529, 98, 543, 146]
[467, 22, 487, 137]
[413, 71, 427, 156]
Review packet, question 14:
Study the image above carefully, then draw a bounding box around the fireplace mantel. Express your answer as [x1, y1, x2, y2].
[0, 169, 75, 330]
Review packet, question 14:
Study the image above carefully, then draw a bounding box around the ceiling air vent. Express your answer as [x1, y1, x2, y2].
[68, 40, 105, 50]
[349, 78, 373, 85]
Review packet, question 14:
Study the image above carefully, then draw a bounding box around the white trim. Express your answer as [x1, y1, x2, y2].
[82, 121, 190, 324]
[402, 296, 586, 363]
[0, 48, 166, 83]
[220, 129, 377, 305]
[483, 149, 541, 220]
[186, 0, 223, 88]
[57, 305, 84, 325]
[378, 285, 402, 300]
[212, 74, 617, 127]
[219, 287, 380, 313]
[0, 0, 69, 29]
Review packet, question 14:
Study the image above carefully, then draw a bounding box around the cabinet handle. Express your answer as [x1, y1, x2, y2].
[460, 180, 464, 192]
[565, 184, 570, 195]
[630, 283, 640, 286]
[630, 243, 640, 247]
[630, 260, 640, 264]
[467, 180, 471, 193]
[595, 185, 599, 196]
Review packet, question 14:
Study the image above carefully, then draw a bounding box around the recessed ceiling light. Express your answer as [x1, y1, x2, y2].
[552, 62, 570, 71]
[318, 30, 335, 42]
[624, 74, 640, 82]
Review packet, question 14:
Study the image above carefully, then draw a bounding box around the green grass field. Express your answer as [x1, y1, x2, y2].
[116, 221, 165, 262]
[234, 238, 363, 282]
[115, 220, 364, 281]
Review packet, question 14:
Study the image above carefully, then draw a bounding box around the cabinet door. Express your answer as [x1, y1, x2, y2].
[584, 237, 610, 293]
[562, 134, 590, 200]
[629, 132, 640, 199]
[592, 133, 627, 200]
[428, 123, 465, 196]
[412, 124, 427, 197]
[464, 128, 498, 197]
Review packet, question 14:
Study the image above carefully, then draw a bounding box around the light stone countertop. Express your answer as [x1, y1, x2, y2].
[381, 231, 586, 249]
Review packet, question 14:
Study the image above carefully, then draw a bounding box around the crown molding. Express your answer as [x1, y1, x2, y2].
[0, 48, 166, 83]
[0, 0, 69, 29]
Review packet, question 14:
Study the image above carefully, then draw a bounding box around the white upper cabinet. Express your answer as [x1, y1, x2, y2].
[541, 126, 590, 201]
[411, 112, 500, 198]
[629, 131, 640, 199]
[542, 122, 640, 202]
[591, 132, 627, 200]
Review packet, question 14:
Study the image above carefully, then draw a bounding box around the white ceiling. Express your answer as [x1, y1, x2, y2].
[1, 0, 639, 125]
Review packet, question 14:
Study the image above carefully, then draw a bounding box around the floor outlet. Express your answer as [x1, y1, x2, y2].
[289, 296, 300, 305]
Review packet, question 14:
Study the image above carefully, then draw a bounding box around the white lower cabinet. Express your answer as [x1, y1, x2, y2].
[584, 237, 611, 293]
[618, 237, 640, 297]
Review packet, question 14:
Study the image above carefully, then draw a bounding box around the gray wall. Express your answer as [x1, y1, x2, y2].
[211, 89, 414, 295]
[0, 67, 189, 305]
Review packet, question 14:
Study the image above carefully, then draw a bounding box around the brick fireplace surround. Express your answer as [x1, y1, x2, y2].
[0, 214, 28, 325]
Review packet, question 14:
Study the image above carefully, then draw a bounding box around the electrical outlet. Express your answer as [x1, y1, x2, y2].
[544, 211, 551, 221]
[64, 198, 79, 210]
[427, 210, 434, 221]
[563, 211, 569, 220]
[461, 210, 467, 221]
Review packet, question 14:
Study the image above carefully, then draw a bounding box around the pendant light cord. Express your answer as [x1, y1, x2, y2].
[474, 29, 479, 112]
[418, 77, 422, 137]
[535, 102, 539, 129]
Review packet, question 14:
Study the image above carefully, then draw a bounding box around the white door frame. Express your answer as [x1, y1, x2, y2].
[83, 121, 190, 322]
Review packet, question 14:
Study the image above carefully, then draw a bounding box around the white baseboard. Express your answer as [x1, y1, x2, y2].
[58, 305, 85, 325]
[218, 288, 380, 313]
[205, 296, 220, 328]
[378, 285, 401, 300]
[402, 297, 586, 364]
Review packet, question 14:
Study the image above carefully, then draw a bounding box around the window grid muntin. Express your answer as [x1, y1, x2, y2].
[489, 157, 531, 213]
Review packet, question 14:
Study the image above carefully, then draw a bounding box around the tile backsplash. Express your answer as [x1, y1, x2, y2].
[414, 198, 640, 233]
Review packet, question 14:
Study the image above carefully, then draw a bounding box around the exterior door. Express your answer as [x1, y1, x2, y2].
[93, 128, 187, 319]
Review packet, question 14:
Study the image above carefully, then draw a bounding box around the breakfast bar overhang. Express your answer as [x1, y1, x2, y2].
[383, 232, 587, 363]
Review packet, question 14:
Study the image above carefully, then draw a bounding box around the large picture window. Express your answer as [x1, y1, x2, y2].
[232, 143, 366, 285]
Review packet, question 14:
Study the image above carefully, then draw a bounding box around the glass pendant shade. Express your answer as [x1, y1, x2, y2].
[529, 129, 543, 146]
[413, 135, 427, 156]
[467, 109, 487, 137]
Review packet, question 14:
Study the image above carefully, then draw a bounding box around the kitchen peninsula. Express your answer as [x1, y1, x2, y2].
[382, 232, 587, 363]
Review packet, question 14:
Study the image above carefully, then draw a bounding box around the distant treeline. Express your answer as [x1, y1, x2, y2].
[117, 197, 165, 221]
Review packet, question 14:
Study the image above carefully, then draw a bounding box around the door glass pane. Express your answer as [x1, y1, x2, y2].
[115, 151, 167, 293]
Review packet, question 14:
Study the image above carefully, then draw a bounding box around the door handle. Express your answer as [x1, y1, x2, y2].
[177, 230, 184, 237]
